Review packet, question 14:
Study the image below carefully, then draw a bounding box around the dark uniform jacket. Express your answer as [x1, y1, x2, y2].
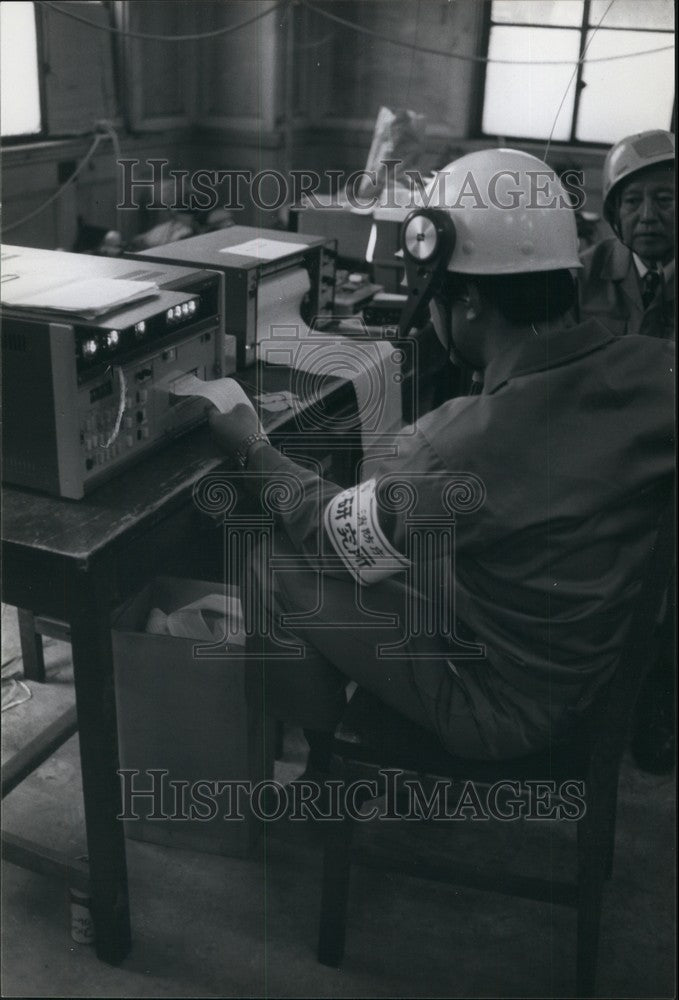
[246, 321, 675, 750]
[578, 237, 675, 340]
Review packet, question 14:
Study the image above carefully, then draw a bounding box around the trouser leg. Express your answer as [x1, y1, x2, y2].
[245, 531, 447, 736]
[245, 537, 348, 732]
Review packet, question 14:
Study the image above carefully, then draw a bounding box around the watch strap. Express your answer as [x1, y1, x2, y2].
[234, 431, 269, 468]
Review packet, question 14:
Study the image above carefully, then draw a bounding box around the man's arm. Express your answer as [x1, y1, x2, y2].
[209, 405, 411, 583]
[210, 405, 357, 577]
[208, 392, 484, 585]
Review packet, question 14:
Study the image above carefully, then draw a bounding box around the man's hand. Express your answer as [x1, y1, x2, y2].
[209, 403, 261, 457]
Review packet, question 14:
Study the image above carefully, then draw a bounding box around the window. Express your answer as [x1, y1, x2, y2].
[481, 0, 675, 144]
[1, 1, 43, 138]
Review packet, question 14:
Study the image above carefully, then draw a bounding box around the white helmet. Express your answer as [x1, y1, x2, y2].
[403, 148, 582, 275]
[602, 129, 675, 226]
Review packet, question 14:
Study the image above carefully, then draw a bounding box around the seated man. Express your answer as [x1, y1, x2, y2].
[578, 129, 675, 340]
[210, 149, 675, 763]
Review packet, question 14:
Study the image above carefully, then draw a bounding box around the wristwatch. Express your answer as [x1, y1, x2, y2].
[234, 431, 269, 468]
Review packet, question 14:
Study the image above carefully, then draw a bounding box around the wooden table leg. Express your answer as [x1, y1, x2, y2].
[17, 608, 46, 682]
[69, 570, 131, 964]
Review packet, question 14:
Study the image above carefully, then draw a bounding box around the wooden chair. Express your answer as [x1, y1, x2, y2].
[317, 494, 675, 997]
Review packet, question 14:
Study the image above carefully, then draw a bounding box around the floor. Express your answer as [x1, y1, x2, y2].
[1, 603, 675, 998]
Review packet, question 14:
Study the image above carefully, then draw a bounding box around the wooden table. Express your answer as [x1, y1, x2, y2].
[1, 366, 359, 963]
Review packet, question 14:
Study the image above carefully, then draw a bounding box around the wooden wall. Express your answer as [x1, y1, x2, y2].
[189, 0, 486, 212]
[2, 1, 198, 249]
[1, 131, 196, 250]
[2, 0, 612, 250]
[187, 0, 608, 224]
[292, 1, 483, 158]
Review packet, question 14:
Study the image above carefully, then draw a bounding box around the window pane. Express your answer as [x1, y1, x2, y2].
[1, 1, 42, 137]
[492, 1, 584, 27]
[589, 0, 674, 31]
[483, 27, 580, 141]
[576, 29, 675, 143]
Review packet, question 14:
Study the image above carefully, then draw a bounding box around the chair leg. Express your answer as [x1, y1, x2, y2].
[576, 864, 606, 998]
[576, 795, 612, 998]
[317, 806, 355, 967]
[603, 785, 618, 881]
[17, 609, 46, 683]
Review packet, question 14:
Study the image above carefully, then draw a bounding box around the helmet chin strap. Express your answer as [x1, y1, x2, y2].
[398, 209, 456, 338]
[430, 290, 480, 379]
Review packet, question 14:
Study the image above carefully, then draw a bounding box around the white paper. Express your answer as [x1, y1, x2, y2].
[254, 270, 403, 476]
[253, 391, 299, 413]
[170, 373, 252, 414]
[170, 373, 269, 439]
[0, 276, 159, 317]
[145, 594, 245, 644]
[219, 237, 310, 261]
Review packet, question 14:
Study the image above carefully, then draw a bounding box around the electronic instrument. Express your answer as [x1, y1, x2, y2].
[1, 246, 224, 499]
[130, 226, 337, 369]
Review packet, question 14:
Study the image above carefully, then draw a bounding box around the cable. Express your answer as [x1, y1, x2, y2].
[2, 133, 105, 234]
[1, 123, 127, 238]
[302, 0, 674, 66]
[38, 0, 287, 43]
[102, 367, 126, 449]
[2, 679, 32, 712]
[543, 0, 617, 161]
[94, 120, 125, 237]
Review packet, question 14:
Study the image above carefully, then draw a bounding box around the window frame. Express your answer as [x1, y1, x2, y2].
[477, 0, 676, 147]
[1, 0, 48, 144]
[1, 0, 124, 146]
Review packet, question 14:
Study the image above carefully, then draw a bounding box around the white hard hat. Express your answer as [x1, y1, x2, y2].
[602, 130, 675, 226]
[409, 148, 581, 275]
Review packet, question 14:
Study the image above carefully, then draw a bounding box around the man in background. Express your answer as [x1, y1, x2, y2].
[579, 129, 675, 774]
[579, 129, 674, 341]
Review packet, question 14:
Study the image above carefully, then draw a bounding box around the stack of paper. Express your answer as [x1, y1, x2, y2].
[0, 274, 159, 319]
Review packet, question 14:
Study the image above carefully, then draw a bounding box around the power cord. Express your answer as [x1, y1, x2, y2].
[37, 1, 288, 43]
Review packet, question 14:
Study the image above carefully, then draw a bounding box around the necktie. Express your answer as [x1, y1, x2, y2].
[642, 269, 662, 310]
[469, 372, 483, 395]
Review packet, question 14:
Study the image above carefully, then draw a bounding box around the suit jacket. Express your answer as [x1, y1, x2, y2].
[578, 237, 675, 340]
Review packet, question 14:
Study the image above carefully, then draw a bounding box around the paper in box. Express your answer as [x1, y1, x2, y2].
[112, 576, 271, 858]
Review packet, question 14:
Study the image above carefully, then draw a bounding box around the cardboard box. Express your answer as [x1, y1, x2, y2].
[112, 576, 271, 858]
